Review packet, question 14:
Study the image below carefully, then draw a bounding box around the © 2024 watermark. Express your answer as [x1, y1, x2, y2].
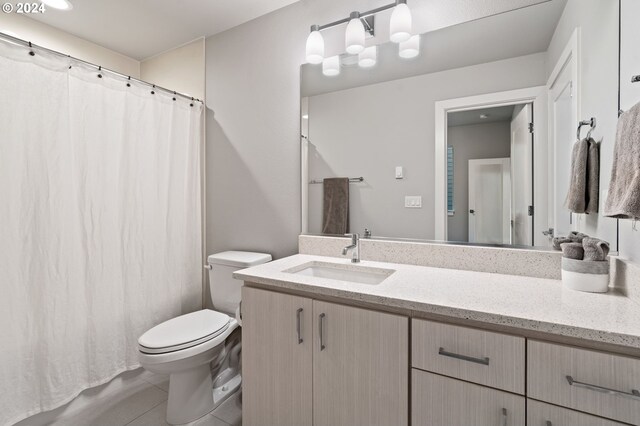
[2, 2, 47, 14]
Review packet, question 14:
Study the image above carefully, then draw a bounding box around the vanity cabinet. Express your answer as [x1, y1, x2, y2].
[241, 287, 409, 426]
[527, 400, 627, 426]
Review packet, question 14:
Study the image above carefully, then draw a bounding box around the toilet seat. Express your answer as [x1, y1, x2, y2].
[139, 309, 230, 355]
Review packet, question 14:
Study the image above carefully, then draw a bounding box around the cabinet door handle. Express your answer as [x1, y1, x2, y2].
[500, 408, 507, 426]
[296, 308, 303, 344]
[319, 313, 326, 351]
[566, 376, 640, 399]
[438, 347, 490, 365]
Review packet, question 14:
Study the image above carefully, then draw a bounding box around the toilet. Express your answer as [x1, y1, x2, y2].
[138, 251, 271, 425]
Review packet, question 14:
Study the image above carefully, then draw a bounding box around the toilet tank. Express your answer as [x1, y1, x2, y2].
[207, 251, 272, 315]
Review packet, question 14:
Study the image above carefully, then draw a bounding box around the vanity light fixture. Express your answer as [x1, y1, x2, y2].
[322, 55, 341, 77]
[399, 34, 420, 59]
[305, 0, 413, 69]
[39, 0, 73, 10]
[345, 12, 366, 54]
[358, 46, 377, 68]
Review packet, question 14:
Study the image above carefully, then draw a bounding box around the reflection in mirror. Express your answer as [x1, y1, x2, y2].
[301, 0, 619, 250]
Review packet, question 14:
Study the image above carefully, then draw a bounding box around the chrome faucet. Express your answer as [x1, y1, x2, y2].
[342, 233, 360, 263]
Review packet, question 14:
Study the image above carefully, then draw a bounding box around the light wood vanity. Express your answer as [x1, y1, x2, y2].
[237, 254, 640, 426]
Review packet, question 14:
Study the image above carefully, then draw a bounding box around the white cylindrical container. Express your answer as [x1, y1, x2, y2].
[561, 258, 610, 293]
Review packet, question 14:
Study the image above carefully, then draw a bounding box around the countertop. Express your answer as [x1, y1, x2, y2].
[234, 254, 640, 349]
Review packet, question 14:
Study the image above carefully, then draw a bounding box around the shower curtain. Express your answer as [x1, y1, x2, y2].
[0, 40, 203, 425]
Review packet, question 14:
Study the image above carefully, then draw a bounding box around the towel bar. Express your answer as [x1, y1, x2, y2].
[577, 117, 596, 140]
[309, 177, 364, 184]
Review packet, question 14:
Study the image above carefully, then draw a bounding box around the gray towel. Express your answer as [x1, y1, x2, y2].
[604, 102, 640, 219]
[568, 231, 588, 243]
[552, 237, 571, 250]
[565, 138, 589, 213]
[585, 139, 600, 214]
[583, 237, 610, 262]
[322, 177, 349, 235]
[560, 242, 584, 260]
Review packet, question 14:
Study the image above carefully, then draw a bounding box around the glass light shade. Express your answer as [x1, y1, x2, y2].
[390, 3, 412, 43]
[322, 55, 340, 77]
[305, 30, 324, 64]
[358, 46, 377, 68]
[345, 18, 365, 54]
[399, 35, 420, 59]
[40, 0, 73, 10]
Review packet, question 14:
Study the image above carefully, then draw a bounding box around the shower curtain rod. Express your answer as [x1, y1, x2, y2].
[0, 31, 203, 104]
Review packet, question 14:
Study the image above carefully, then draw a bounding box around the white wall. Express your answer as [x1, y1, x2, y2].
[447, 121, 511, 242]
[0, 14, 139, 77]
[304, 53, 545, 240]
[140, 38, 205, 100]
[545, 0, 619, 247]
[618, 0, 640, 263]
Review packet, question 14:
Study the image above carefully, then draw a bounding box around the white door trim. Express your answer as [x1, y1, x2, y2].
[434, 86, 546, 241]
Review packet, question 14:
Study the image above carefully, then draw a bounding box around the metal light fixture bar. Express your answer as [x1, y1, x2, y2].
[312, 0, 407, 32]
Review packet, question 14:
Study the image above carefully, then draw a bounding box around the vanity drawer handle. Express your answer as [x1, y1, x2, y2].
[296, 308, 303, 344]
[566, 375, 640, 399]
[319, 313, 326, 351]
[438, 347, 490, 365]
[500, 408, 507, 426]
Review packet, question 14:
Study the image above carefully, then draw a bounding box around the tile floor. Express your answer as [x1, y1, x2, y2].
[15, 369, 242, 426]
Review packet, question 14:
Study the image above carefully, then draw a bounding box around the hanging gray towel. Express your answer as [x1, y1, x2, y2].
[604, 102, 640, 219]
[322, 177, 349, 235]
[565, 138, 589, 213]
[585, 139, 600, 214]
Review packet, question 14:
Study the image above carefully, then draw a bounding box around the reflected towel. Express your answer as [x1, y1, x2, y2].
[604, 102, 640, 219]
[322, 177, 349, 234]
[585, 139, 600, 214]
[565, 138, 589, 213]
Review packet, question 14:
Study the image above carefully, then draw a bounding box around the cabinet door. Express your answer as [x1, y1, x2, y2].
[527, 399, 626, 426]
[412, 369, 525, 426]
[241, 287, 313, 426]
[313, 300, 409, 426]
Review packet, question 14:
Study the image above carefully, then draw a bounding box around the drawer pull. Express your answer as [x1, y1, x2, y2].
[438, 347, 490, 365]
[319, 313, 326, 351]
[566, 375, 640, 400]
[500, 408, 507, 426]
[296, 308, 303, 344]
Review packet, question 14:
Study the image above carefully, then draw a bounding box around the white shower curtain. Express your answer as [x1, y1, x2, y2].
[0, 40, 203, 425]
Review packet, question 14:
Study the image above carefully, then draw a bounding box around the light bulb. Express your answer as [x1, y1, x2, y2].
[345, 12, 365, 54]
[390, 3, 411, 43]
[39, 0, 73, 10]
[358, 46, 377, 68]
[399, 35, 419, 59]
[322, 55, 340, 77]
[305, 25, 324, 64]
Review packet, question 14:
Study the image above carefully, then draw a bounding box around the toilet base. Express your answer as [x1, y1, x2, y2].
[166, 364, 214, 425]
[213, 372, 242, 409]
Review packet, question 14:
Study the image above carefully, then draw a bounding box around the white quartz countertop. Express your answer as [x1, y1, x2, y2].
[234, 254, 640, 349]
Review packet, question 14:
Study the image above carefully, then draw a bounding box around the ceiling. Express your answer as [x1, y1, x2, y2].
[27, 0, 301, 60]
[448, 105, 516, 127]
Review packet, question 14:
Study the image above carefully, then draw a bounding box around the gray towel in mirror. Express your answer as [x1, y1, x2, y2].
[568, 231, 588, 243]
[322, 177, 349, 235]
[585, 139, 599, 214]
[552, 237, 571, 250]
[604, 102, 640, 219]
[565, 138, 589, 213]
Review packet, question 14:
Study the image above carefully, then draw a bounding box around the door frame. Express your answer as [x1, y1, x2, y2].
[434, 86, 547, 241]
[468, 158, 512, 244]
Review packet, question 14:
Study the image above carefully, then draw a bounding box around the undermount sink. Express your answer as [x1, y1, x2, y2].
[284, 261, 395, 285]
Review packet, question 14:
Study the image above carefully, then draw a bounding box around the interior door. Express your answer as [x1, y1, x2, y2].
[548, 56, 576, 241]
[510, 103, 534, 245]
[313, 300, 409, 426]
[242, 287, 313, 426]
[468, 158, 511, 244]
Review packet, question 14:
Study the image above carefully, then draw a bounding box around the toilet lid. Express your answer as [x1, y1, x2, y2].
[138, 309, 230, 354]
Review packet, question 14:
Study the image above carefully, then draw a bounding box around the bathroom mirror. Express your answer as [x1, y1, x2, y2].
[300, 0, 620, 250]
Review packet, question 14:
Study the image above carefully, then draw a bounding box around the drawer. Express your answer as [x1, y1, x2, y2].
[411, 319, 525, 394]
[528, 340, 640, 425]
[411, 369, 525, 426]
[527, 399, 627, 426]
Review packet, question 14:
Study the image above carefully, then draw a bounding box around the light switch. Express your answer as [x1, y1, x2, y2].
[405, 196, 422, 208]
[395, 166, 404, 179]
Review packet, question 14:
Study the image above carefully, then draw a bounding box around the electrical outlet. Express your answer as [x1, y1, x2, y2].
[404, 196, 422, 208]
